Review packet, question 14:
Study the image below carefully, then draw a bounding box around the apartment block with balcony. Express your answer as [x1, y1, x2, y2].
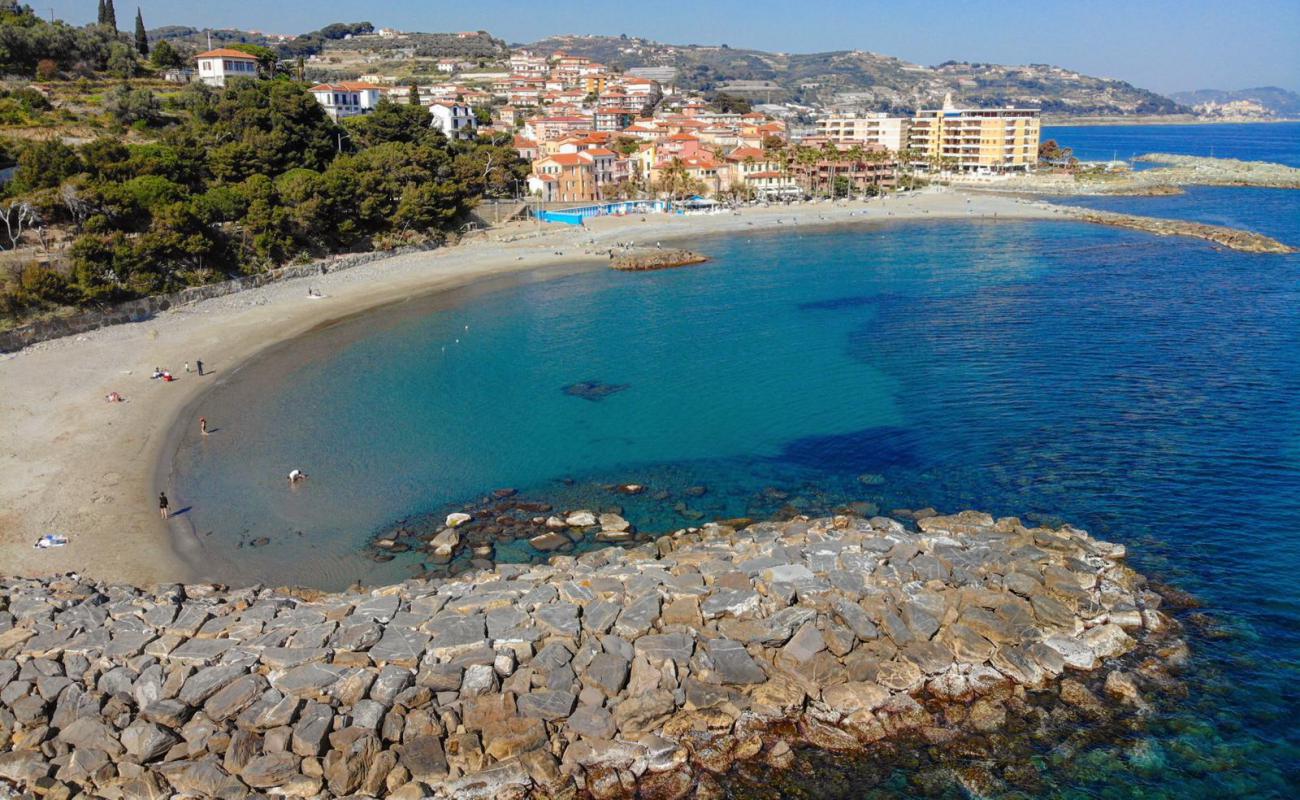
[817, 113, 911, 151]
[908, 96, 1040, 173]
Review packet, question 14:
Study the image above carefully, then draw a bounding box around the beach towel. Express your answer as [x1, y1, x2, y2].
[34, 534, 68, 549]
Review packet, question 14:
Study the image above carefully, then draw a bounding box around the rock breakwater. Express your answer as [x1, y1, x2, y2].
[611, 249, 708, 272]
[1068, 208, 1296, 254]
[0, 511, 1184, 799]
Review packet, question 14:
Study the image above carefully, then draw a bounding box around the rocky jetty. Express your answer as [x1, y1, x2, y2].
[1068, 208, 1296, 254]
[1132, 153, 1300, 189]
[0, 512, 1184, 799]
[611, 250, 708, 272]
[979, 153, 1300, 196]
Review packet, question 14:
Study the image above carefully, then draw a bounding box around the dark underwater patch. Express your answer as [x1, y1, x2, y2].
[772, 426, 922, 473]
[563, 380, 631, 401]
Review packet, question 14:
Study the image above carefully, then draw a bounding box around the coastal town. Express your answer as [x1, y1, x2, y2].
[190, 39, 1043, 212]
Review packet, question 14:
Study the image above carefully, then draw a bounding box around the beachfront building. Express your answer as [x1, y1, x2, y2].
[817, 113, 911, 151]
[788, 144, 899, 196]
[908, 96, 1040, 173]
[308, 82, 383, 120]
[429, 102, 477, 140]
[726, 147, 800, 198]
[195, 48, 259, 87]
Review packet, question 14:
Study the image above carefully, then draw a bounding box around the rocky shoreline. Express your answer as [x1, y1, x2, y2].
[0, 511, 1186, 799]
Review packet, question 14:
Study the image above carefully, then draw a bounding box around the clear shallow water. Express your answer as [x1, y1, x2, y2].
[171, 124, 1300, 797]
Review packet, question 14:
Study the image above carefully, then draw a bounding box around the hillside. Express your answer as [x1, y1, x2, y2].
[523, 34, 1186, 116]
[1168, 86, 1300, 119]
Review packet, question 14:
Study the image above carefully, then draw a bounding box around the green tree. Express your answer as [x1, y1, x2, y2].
[103, 0, 117, 29]
[227, 44, 279, 78]
[149, 39, 182, 69]
[344, 101, 440, 149]
[104, 85, 160, 126]
[13, 139, 82, 192]
[408, 83, 420, 106]
[133, 8, 147, 56]
[198, 80, 337, 182]
[106, 41, 138, 78]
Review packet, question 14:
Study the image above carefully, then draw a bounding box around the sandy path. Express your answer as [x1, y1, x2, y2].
[0, 189, 1059, 586]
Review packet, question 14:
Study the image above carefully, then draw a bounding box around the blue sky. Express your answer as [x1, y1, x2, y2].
[56, 0, 1300, 94]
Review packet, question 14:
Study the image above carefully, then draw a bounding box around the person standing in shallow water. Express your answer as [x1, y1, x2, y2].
[199, 417, 208, 436]
[158, 492, 169, 519]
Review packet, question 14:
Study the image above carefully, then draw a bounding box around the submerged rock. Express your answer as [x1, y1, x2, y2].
[562, 381, 631, 401]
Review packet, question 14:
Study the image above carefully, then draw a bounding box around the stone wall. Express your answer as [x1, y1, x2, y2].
[0, 512, 1185, 799]
[0, 244, 440, 355]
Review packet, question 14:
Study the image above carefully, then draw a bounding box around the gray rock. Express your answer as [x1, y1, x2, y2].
[566, 704, 617, 738]
[400, 734, 448, 781]
[536, 603, 581, 638]
[427, 614, 487, 660]
[460, 663, 497, 696]
[517, 689, 576, 721]
[613, 593, 661, 639]
[120, 721, 178, 762]
[370, 627, 432, 667]
[291, 702, 334, 756]
[781, 621, 826, 664]
[166, 638, 234, 666]
[350, 699, 386, 729]
[634, 632, 694, 666]
[705, 638, 767, 684]
[240, 751, 300, 788]
[271, 663, 346, 698]
[204, 673, 265, 721]
[701, 587, 761, 619]
[584, 652, 630, 697]
[583, 600, 621, 635]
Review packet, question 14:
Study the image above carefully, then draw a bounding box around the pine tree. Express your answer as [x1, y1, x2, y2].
[97, 0, 106, 25]
[104, 0, 118, 30]
[134, 8, 148, 56]
[408, 83, 420, 106]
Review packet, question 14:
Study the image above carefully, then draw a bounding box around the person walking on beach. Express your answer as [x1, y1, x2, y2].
[185, 362, 191, 373]
[159, 492, 170, 519]
[196, 360, 204, 376]
[199, 417, 208, 436]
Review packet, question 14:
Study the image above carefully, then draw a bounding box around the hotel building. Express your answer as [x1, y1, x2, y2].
[908, 96, 1040, 173]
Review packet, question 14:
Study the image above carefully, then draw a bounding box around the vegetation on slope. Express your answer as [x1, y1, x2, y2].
[0, 4, 527, 324]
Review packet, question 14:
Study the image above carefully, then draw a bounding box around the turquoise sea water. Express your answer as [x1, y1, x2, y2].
[170, 123, 1300, 797]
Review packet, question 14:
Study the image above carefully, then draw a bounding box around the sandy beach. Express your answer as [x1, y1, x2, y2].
[0, 188, 1060, 586]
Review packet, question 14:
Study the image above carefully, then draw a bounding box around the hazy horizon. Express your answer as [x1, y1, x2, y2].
[45, 0, 1300, 95]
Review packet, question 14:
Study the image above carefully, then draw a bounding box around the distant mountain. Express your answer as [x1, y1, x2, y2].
[521, 34, 1187, 116]
[1168, 87, 1300, 119]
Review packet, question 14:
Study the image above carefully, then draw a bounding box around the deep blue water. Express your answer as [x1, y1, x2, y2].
[1043, 121, 1300, 167]
[171, 124, 1300, 797]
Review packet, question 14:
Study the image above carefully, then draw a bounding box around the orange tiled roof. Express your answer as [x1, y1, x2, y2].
[195, 48, 258, 59]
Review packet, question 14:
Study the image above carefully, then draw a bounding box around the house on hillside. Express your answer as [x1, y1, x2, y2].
[308, 82, 384, 120]
[195, 48, 259, 87]
[429, 102, 477, 140]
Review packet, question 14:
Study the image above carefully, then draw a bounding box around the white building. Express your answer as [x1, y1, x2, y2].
[194, 48, 259, 87]
[308, 82, 384, 120]
[429, 102, 477, 139]
[817, 113, 911, 151]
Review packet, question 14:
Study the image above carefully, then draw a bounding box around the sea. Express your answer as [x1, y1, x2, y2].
[167, 122, 1300, 797]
